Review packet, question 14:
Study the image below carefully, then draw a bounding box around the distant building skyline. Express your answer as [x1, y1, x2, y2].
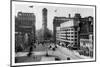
[13, 1, 94, 31]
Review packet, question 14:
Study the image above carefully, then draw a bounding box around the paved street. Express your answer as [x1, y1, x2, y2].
[15, 44, 91, 63]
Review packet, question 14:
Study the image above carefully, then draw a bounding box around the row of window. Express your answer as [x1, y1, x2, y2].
[56, 34, 78, 38]
[60, 27, 78, 31]
[19, 21, 33, 25]
[70, 42, 78, 45]
[57, 37, 78, 41]
[56, 38, 78, 45]
[16, 15, 35, 20]
[66, 32, 78, 34]
[67, 36, 77, 37]
[18, 13, 34, 16]
[57, 36, 77, 38]
[56, 32, 78, 35]
[56, 36, 78, 39]
[67, 39, 77, 41]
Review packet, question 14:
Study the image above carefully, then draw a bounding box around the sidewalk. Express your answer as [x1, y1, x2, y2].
[15, 51, 47, 57]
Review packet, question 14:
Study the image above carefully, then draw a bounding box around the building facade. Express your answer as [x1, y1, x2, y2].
[79, 16, 93, 57]
[56, 19, 80, 48]
[36, 8, 53, 42]
[15, 12, 36, 51]
[15, 12, 35, 32]
[53, 17, 70, 42]
[53, 13, 93, 50]
[42, 8, 48, 40]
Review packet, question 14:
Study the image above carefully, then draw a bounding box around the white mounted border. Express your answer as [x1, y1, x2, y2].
[11, 0, 96, 66]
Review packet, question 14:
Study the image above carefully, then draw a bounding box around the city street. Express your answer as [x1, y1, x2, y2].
[15, 44, 91, 63]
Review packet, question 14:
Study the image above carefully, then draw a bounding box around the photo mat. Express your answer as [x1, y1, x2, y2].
[11, 0, 96, 66]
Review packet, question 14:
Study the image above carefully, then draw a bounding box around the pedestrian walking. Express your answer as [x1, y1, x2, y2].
[27, 45, 33, 57]
[27, 41, 34, 57]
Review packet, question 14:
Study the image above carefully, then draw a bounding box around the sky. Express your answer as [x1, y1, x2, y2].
[13, 1, 94, 31]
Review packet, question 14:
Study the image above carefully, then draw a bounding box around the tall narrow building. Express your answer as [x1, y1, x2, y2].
[42, 8, 47, 30]
[36, 8, 52, 42]
[42, 8, 48, 40]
